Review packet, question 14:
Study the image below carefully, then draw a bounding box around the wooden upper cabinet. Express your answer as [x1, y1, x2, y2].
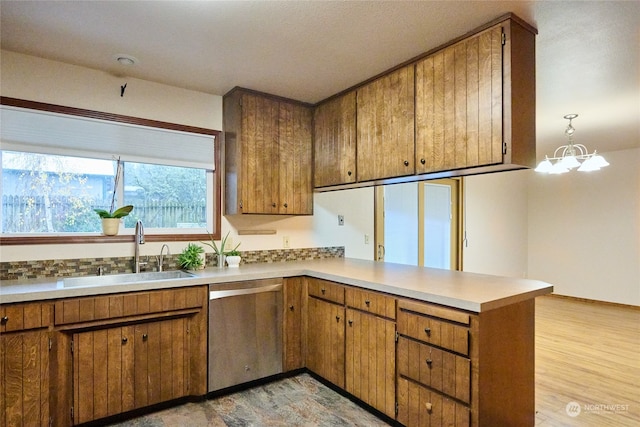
[224, 88, 313, 215]
[313, 91, 357, 187]
[356, 65, 415, 182]
[416, 19, 536, 175]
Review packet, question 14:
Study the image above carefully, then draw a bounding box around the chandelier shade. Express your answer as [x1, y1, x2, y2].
[535, 114, 608, 174]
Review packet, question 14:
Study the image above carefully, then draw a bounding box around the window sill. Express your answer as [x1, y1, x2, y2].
[0, 233, 218, 246]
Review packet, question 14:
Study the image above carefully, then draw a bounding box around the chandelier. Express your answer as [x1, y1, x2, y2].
[535, 114, 609, 174]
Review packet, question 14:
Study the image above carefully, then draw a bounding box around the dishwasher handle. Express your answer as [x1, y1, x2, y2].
[209, 283, 282, 300]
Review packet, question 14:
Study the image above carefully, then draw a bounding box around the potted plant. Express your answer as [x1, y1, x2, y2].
[93, 157, 133, 235]
[202, 230, 240, 268]
[225, 249, 242, 268]
[177, 243, 205, 270]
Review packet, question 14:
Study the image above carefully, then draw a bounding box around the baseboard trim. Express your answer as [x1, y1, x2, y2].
[544, 293, 640, 311]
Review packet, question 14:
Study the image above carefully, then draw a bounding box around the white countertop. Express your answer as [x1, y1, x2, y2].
[0, 258, 553, 312]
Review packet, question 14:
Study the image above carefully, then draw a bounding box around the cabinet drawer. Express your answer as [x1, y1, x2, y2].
[55, 286, 204, 326]
[397, 337, 470, 404]
[345, 287, 395, 319]
[397, 302, 469, 356]
[0, 302, 51, 332]
[397, 377, 470, 427]
[307, 278, 345, 305]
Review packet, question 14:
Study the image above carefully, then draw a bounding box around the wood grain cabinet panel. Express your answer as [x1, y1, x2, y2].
[306, 296, 345, 388]
[72, 318, 190, 425]
[313, 91, 357, 187]
[224, 88, 313, 215]
[283, 277, 305, 371]
[357, 65, 415, 182]
[307, 278, 345, 305]
[416, 25, 503, 173]
[345, 287, 395, 319]
[0, 330, 50, 427]
[345, 308, 396, 418]
[397, 377, 470, 427]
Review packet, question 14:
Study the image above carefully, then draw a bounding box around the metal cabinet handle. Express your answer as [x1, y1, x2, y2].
[335, 315, 341, 322]
[347, 170, 352, 176]
[142, 334, 148, 341]
[321, 288, 326, 295]
[426, 358, 433, 366]
[420, 158, 426, 165]
[404, 160, 409, 166]
[348, 319, 353, 326]
[283, 203, 288, 208]
[1, 316, 8, 323]
[425, 402, 433, 412]
[272, 202, 277, 208]
[122, 337, 128, 344]
[289, 305, 295, 311]
[364, 300, 370, 306]
[424, 327, 431, 336]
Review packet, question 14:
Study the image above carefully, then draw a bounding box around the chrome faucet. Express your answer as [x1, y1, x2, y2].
[134, 220, 146, 273]
[157, 244, 170, 272]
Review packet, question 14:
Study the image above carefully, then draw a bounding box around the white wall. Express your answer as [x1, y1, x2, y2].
[527, 148, 640, 305]
[462, 170, 530, 278]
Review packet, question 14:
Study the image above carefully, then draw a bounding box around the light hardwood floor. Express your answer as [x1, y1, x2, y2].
[535, 295, 640, 426]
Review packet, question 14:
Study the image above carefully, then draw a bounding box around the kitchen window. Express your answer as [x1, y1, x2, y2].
[0, 98, 221, 244]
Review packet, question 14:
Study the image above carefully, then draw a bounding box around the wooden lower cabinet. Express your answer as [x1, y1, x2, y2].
[283, 277, 305, 371]
[72, 317, 191, 424]
[306, 296, 345, 388]
[0, 330, 50, 427]
[397, 377, 470, 427]
[345, 308, 396, 418]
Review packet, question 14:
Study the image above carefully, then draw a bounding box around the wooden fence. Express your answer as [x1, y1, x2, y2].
[2, 195, 206, 233]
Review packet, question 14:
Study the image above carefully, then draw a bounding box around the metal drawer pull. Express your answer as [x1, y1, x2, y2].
[348, 320, 353, 326]
[336, 315, 341, 322]
[364, 300, 370, 306]
[425, 402, 433, 412]
[142, 334, 148, 341]
[321, 288, 326, 294]
[122, 337, 128, 344]
[424, 327, 431, 336]
[289, 305, 295, 311]
[1, 316, 8, 323]
[426, 358, 433, 366]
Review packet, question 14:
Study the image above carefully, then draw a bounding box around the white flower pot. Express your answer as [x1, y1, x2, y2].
[226, 255, 241, 268]
[101, 218, 121, 236]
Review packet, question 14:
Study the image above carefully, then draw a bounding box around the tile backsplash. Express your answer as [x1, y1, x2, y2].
[0, 246, 344, 281]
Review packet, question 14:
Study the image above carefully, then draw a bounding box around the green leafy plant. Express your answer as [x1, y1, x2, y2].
[202, 230, 240, 255]
[177, 243, 205, 270]
[226, 249, 241, 257]
[94, 156, 134, 219]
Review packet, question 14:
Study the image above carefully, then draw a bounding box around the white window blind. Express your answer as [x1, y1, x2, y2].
[0, 106, 215, 170]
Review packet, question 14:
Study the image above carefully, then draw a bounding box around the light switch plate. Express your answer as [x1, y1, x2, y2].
[338, 215, 344, 226]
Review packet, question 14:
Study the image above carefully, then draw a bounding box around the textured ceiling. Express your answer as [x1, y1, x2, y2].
[1, 0, 638, 156]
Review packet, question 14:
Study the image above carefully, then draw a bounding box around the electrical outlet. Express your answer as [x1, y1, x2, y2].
[364, 234, 370, 244]
[283, 236, 290, 248]
[338, 215, 344, 226]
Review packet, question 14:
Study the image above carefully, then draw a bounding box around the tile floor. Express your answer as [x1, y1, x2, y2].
[108, 373, 391, 426]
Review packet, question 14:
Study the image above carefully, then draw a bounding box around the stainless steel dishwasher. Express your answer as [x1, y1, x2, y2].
[208, 278, 283, 392]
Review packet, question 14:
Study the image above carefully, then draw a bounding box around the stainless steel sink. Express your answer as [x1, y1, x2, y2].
[62, 270, 195, 287]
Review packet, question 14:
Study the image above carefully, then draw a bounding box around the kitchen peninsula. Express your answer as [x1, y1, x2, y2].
[1, 258, 552, 426]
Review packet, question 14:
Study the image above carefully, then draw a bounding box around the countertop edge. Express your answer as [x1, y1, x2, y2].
[0, 259, 554, 312]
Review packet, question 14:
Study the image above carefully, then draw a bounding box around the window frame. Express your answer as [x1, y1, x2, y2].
[0, 97, 221, 245]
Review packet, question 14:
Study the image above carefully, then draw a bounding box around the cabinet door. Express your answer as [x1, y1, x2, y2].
[306, 297, 345, 388]
[314, 92, 357, 187]
[345, 309, 396, 418]
[279, 102, 313, 214]
[0, 330, 50, 427]
[283, 278, 305, 371]
[357, 65, 415, 181]
[416, 25, 503, 174]
[73, 326, 135, 424]
[240, 92, 280, 214]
